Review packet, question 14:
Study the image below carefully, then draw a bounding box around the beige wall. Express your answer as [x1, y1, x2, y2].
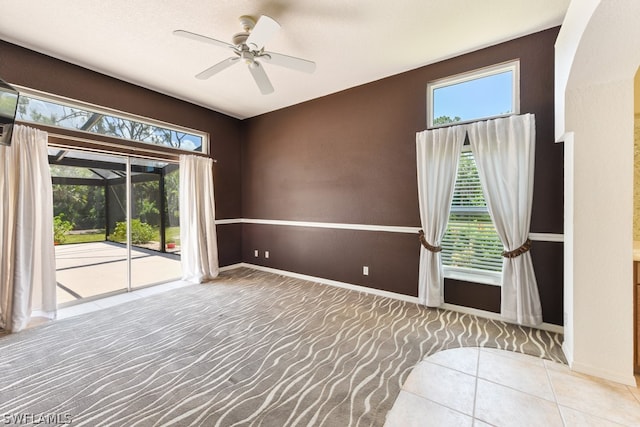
[559, 0, 640, 386]
[635, 70, 640, 240]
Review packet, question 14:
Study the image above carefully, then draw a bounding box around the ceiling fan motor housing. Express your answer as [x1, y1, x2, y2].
[238, 15, 256, 32]
[232, 32, 250, 46]
[232, 16, 258, 47]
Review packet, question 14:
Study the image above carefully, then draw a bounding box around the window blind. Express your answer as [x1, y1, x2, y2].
[442, 150, 503, 273]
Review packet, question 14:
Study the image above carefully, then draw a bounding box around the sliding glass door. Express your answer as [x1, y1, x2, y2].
[130, 158, 181, 288]
[51, 150, 129, 304]
[50, 148, 181, 304]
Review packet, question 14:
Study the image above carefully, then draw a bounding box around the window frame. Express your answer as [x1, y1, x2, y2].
[13, 85, 209, 155]
[426, 61, 522, 286]
[427, 60, 520, 129]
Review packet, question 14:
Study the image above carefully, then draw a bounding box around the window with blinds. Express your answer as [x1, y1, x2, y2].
[441, 149, 503, 274]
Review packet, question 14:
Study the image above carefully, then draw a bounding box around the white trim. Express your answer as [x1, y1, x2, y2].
[220, 263, 563, 334]
[215, 218, 243, 225]
[530, 232, 564, 242]
[241, 218, 420, 234]
[440, 303, 564, 334]
[219, 263, 244, 272]
[214, 218, 564, 242]
[427, 60, 520, 129]
[562, 340, 573, 369]
[237, 263, 419, 303]
[214, 218, 419, 233]
[443, 266, 502, 286]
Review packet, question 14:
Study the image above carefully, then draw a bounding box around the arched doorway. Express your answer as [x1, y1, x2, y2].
[559, 0, 640, 386]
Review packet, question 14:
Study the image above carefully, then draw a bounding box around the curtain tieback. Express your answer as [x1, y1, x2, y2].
[418, 230, 442, 253]
[502, 238, 532, 258]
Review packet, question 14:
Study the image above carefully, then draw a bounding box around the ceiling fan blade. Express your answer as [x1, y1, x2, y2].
[248, 62, 274, 95]
[196, 57, 240, 80]
[246, 15, 280, 51]
[262, 51, 316, 73]
[173, 30, 233, 50]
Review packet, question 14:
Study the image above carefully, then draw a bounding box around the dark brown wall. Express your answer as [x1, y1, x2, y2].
[0, 39, 243, 265]
[1, 28, 564, 324]
[242, 224, 419, 296]
[242, 28, 563, 324]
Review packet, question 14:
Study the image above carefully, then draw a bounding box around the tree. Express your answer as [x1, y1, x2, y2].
[17, 95, 191, 149]
[53, 213, 74, 244]
[133, 180, 160, 225]
[433, 115, 462, 125]
[50, 166, 105, 230]
[164, 169, 180, 226]
[0, 94, 18, 117]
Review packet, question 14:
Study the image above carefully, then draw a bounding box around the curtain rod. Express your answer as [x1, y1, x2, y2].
[425, 113, 523, 131]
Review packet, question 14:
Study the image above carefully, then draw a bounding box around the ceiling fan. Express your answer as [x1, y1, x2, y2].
[174, 15, 316, 95]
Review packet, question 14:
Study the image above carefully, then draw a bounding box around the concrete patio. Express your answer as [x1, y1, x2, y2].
[55, 241, 181, 304]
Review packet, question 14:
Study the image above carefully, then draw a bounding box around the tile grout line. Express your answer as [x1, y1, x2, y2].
[542, 360, 566, 426]
[476, 376, 559, 404]
[628, 377, 640, 405]
[475, 351, 559, 404]
[472, 347, 480, 423]
[425, 359, 476, 377]
[400, 388, 475, 420]
[546, 361, 640, 425]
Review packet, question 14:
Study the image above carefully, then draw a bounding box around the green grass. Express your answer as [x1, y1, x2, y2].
[62, 233, 106, 244]
[146, 226, 180, 244]
[164, 226, 180, 243]
[60, 226, 180, 246]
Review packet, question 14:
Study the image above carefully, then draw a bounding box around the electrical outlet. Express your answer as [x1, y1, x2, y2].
[265, 251, 270, 259]
[254, 249, 259, 257]
[363, 266, 369, 276]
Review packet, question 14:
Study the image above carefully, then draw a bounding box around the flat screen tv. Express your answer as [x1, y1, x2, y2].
[0, 78, 19, 146]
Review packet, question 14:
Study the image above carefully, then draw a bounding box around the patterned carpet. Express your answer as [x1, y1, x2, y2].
[0, 267, 565, 426]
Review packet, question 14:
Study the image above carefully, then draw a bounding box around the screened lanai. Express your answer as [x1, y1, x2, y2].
[49, 148, 182, 304]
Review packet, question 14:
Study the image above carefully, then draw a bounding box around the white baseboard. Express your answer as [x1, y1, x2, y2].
[562, 341, 573, 367]
[219, 263, 244, 272]
[440, 303, 564, 334]
[221, 263, 564, 334]
[236, 263, 419, 304]
[569, 360, 637, 387]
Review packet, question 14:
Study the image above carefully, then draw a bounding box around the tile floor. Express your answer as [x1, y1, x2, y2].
[384, 347, 640, 427]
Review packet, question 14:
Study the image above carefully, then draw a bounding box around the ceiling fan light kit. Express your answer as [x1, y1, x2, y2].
[174, 15, 316, 95]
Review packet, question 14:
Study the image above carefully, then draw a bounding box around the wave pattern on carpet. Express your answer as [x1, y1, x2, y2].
[0, 267, 565, 426]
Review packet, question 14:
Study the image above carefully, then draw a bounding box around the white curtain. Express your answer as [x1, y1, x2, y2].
[467, 114, 542, 326]
[0, 125, 56, 332]
[416, 126, 466, 306]
[179, 154, 219, 283]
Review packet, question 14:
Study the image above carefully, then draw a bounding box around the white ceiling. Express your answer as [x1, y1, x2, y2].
[0, 1, 570, 119]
